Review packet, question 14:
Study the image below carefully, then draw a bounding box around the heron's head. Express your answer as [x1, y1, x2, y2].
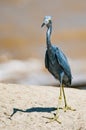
[41, 16, 52, 28]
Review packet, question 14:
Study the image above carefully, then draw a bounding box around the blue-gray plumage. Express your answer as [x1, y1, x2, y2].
[41, 16, 72, 87]
[45, 47, 72, 86]
[41, 16, 75, 123]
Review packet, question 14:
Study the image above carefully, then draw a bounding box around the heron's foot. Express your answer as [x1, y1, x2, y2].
[63, 105, 76, 112]
[42, 113, 61, 124]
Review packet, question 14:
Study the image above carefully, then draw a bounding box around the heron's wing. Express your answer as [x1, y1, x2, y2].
[55, 47, 72, 78]
[45, 50, 49, 69]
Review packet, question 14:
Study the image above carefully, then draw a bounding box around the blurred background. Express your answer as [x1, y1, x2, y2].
[0, 0, 86, 86]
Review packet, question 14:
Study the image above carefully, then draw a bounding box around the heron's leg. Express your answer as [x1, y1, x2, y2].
[42, 74, 65, 124]
[62, 85, 67, 107]
[48, 86, 62, 123]
[62, 85, 76, 112]
[58, 85, 62, 103]
[45, 82, 63, 123]
[42, 84, 63, 124]
[58, 72, 64, 107]
[45, 73, 64, 124]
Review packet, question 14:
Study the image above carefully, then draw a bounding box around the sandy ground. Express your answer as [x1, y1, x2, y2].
[0, 83, 86, 130]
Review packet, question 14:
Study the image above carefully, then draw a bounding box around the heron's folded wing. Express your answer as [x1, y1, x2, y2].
[45, 50, 49, 69]
[55, 47, 72, 78]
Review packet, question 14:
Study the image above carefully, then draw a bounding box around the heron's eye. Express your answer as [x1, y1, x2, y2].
[49, 20, 51, 23]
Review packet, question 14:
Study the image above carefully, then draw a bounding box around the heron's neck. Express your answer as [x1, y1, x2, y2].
[46, 24, 52, 48]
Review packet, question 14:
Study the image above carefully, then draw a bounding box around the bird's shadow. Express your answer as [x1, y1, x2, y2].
[9, 107, 57, 119]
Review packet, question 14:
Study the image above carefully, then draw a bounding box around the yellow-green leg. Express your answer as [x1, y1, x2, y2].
[44, 77, 63, 123]
[48, 84, 63, 124]
[43, 85, 62, 124]
[58, 85, 62, 105]
[62, 85, 76, 112]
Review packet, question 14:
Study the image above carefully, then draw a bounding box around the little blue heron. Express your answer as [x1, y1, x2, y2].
[41, 16, 75, 123]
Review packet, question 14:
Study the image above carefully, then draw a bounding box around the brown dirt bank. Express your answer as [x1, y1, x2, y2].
[0, 0, 86, 59]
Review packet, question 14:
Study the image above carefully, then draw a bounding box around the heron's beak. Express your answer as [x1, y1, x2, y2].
[41, 22, 45, 27]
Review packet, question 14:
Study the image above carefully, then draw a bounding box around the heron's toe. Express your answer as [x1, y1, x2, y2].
[63, 105, 76, 112]
[43, 113, 61, 124]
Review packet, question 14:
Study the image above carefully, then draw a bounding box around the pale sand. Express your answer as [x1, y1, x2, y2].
[0, 83, 86, 130]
